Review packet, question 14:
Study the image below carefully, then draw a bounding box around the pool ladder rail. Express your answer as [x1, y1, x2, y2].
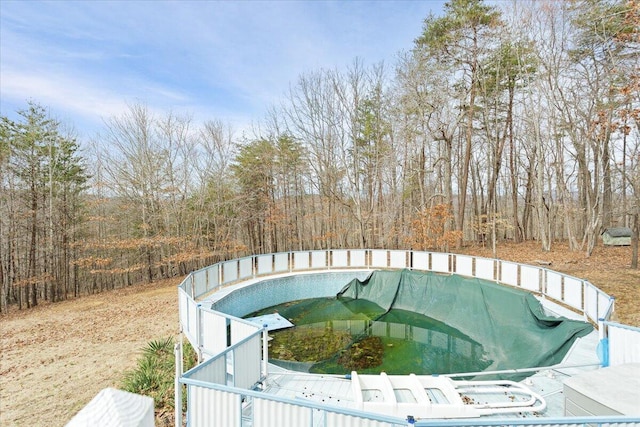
[350, 371, 546, 419]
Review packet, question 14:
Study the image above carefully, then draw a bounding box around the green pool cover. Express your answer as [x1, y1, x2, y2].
[337, 269, 594, 373]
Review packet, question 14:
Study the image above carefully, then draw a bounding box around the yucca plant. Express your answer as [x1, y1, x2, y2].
[122, 336, 197, 425]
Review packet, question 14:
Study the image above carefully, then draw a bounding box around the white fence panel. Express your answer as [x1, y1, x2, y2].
[389, 251, 407, 268]
[194, 270, 208, 296]
[371, 250, 388, 268]
[599, 293, 613, 321]
[564, 277, 584, 311]
[431, 253, 449, 273]
[231, 319, 260, 345]
[223, 261, 238, 284]
[233, 335, 262, 389]
[520, 265, 540, 292]
[455, 255, 473, 277]
[239, 257, 253, 280]
[311, 251, 327, 268]
[350, 250, 367, 268]
[200, 310, 227, 357]
[584, 284, 599, 322]
[274, 253, 289, 272]
[253, 398, 313, 427]
[332, 250, 348, 267]
[188, 387, 241, 427]
[187, 300, 198, 346]
[608, 324, 640, 366]
[189, 355, 226, 383]
[206, 266, 220, 294]
[293, 251, 310, 270]
[546, 271, 563, 301]
[475, 258, 494, 281]
[412, 251, 429, 270]
[500, 262, 518, 287]
[179, 288, 194, 342]
[257, 255, 273, 275]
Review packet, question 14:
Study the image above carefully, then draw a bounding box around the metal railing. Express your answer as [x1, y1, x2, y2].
[176, 249, 640, 427]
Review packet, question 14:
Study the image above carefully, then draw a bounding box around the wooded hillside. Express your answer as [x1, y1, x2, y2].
[1, 0, 638, 313]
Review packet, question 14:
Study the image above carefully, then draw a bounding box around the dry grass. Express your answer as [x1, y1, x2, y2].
[0, 242, 638, 426]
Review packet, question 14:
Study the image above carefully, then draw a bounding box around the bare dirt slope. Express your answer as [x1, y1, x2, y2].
[1, 278, 180, 427]
[1, 242, 638, 427]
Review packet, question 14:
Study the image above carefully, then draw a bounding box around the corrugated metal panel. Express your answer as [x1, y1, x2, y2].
[189, 386, 240, 427]
[231, 318, 260, 345]
[326, 412, 397, 427]
[253, 397, 312, 427]
[609, 325, 640, 365]
[233, 335, 261, 389]
[200, 310, 227, 356]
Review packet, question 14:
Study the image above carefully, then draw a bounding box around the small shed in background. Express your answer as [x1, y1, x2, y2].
[601, 227, 632, 246]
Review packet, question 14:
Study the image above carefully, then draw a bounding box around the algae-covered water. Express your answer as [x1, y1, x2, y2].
[247, 297, 492, 376]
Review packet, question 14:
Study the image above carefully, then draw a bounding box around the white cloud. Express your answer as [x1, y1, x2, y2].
[1, 0, 441, 139]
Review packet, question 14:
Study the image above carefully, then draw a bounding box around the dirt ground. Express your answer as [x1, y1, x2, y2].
[1, 242, 638, 427]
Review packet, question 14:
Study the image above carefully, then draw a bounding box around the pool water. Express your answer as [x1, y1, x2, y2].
[248, 297, 493, 376]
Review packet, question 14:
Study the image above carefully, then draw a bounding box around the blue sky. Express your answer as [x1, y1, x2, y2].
[1, 1, 445, 138]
